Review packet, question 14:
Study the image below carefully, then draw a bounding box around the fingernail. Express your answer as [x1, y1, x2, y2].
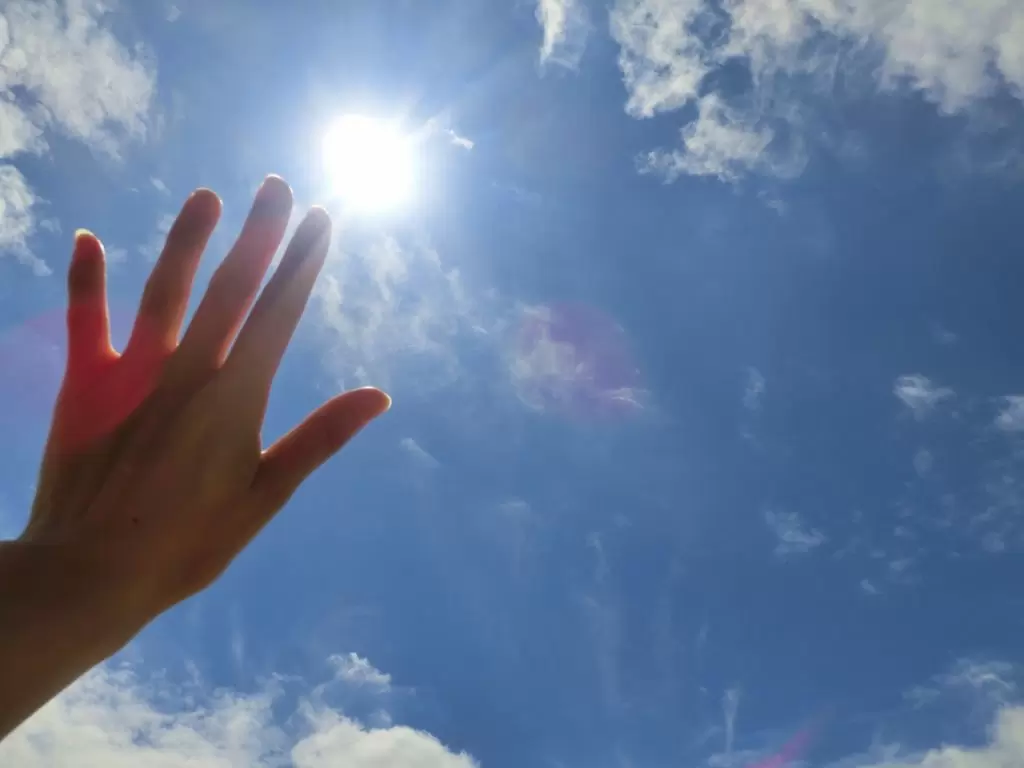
[74, 228, 95, 242]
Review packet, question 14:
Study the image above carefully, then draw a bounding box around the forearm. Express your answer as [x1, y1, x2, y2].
[0, 540, 144, 740]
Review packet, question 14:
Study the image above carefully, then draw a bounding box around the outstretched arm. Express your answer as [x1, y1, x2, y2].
[0, 177, 390, 740]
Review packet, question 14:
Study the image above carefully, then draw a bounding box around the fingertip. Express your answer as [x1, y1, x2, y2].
[299, 205, 333, 248]
[352, 386, 392, 418]
[69, 230, 105, 299]
[73, 229, 103, 259]
[252, 174, 293, 219]
[187, 187, 223, 216]
[307, 205, 332, 226]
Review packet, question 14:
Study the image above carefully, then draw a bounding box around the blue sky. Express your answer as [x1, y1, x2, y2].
[3, 0, 1024, 765]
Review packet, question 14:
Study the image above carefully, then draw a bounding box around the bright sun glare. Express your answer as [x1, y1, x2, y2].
[322, 115, 415, 213]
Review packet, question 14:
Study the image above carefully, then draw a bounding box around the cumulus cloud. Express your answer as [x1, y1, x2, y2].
[841, 660, 1024, 768]
[0, 0, 155, 268]
[894, 374, 954, 419]
[1, 659, 475, 767]
[610, 0, 1024, 181]
[764, 508, 825, 556]
[536, 0, 589, 69]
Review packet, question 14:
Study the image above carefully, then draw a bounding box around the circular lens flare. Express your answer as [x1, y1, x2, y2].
[322, 115, 414, 213]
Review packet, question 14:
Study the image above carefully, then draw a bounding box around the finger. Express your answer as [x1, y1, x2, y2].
[66, 230, 114, 372]
[222, 207, 332, 412]
[172, 175, 293, 378]
[126, 189, 222, 356]
[249, 387, 391, 514]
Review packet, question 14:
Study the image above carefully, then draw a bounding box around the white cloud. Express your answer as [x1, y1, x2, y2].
[151, 177, 170, 194]
[639, 94, 795, 182]
[0, 0, 156, 268]
[1, 659, 474, 768]
[894, 374, 954, 419]
[0, 0, 155, 151]
[292, 706, 475, 768]
[444, 129, 474, 151]
[328, 653, 392, 690]
[420, 117, 474, 151]
[845, 661, 1024, 768]
[536, 0, 589, 69]
[0, 165, 48, 275]
[610, 0, 1024, 181]
[830, 707, 1024, 768]
[764, 508, 825, 556]
[995, 396, 1024, 432]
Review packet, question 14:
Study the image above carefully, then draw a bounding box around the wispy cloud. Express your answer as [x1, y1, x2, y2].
[610, 0, 1024, 181]
[995, 395, 1024, 432]
[893, 374, 953, 419]
[508, 303, 645, 418]
[0, 0, 155, 269]
[764, 509, 825, 556]
[1, 658, 475, 767]
[536, 0, 589, 70]
[444, 129, 474, 151]
[0, 166, 47, 275]
[316, 234, 473, 394]
[421, 117, 474, 151]
[743, 368, 765, 411]
[844, 660, 1023, 768]
[400, 437, 441, 470]
[138, 212, 177, 261]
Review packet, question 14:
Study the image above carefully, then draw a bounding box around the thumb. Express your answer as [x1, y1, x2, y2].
[250, 387, 391, 512]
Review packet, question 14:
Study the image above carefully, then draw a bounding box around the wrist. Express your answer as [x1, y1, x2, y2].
[0, 538, 149, 661]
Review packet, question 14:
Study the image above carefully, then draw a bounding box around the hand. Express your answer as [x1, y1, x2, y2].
[22, 175, 390, 631]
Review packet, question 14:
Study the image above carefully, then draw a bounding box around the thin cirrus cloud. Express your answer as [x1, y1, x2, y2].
[0, 0, 155, 273]
[608, 0, 1024, 182]
[0, 658, 476, 768]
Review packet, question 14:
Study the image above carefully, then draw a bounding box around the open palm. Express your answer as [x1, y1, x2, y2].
[22, 176, 390, 617]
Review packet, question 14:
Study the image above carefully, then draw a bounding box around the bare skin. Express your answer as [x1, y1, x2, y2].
[0, 176, 391, 740]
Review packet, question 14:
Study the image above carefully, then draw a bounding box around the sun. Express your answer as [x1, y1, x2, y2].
[321, 115, 415, 213]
